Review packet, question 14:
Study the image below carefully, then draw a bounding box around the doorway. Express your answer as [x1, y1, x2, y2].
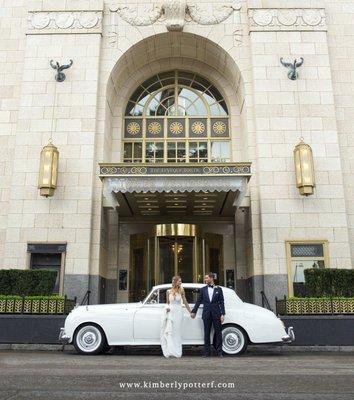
[129, 223, 223, 302]
[158, 236, 195, 284]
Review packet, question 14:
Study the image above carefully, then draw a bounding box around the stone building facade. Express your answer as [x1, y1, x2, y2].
[0, 0, 353, 306]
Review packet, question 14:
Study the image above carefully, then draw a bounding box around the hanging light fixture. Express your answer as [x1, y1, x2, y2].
[38, 60, 72, 197]
[293, 138, 315, 196]
[38, 139, 59, 197]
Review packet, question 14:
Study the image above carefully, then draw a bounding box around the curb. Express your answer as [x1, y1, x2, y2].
[1, 343, 354, 353]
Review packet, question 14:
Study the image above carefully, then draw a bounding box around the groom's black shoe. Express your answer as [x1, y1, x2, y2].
[218, 353, 224, 358]
[202, 353, 211, 357]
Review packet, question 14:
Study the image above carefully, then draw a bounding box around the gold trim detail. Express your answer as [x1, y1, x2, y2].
[99, 162, 251, 178]
[148, 121, 162, 135]
[127, 121, 141, 136]
[169, 121, 184, 135]
[153, 223, 199, 237]
[191, 121, 206, 135]
[212, 121, 227, 135]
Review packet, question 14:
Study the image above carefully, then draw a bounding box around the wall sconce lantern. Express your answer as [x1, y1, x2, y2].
[38, 140, 59, 197]
[294, 138, 315, 196]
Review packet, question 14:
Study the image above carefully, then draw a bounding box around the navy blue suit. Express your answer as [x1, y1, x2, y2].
[191, 285, 225, 356]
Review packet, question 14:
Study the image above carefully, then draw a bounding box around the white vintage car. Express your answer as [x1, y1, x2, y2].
[59, 283, 294, 355]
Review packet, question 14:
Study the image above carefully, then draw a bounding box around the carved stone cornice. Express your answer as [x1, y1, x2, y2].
[248, 8, 326, 32]
[27, 11, 103, 34]
[109, 1, 242, 32]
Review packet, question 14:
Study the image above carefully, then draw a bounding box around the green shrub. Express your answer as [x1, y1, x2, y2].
[304, 268, 354, 297]
[0, 269, 57, 296]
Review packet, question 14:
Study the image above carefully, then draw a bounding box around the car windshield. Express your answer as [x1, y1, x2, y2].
[143, 287, 201, 304]
[144, 290, 158, 304]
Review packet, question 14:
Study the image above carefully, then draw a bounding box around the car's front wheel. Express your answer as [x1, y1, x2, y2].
[73, 324, 107, 355]
[222, 325, 248, 355]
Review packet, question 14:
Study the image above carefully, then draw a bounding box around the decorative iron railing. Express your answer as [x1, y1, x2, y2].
[276, 296, 354, 315]
[0, 295, 77, 315]
[260, 290, 273, 311]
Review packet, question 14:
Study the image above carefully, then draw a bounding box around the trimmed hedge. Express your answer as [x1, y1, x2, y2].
[304, 268, 354, 298]
[0, 269, 57, 296]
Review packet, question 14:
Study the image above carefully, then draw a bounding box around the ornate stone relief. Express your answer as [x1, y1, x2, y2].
[187, 3, 240, 26]
[233, 28, 243, 46]
[109, 1, 242, 32]
[109, 4, 163, 27]
[248, 8, 326, 32]
[163, 0, 187, 31]
[27, 11, 102, 34]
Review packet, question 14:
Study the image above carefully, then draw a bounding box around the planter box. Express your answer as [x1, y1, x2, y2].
[281, 315, 354, 346]
[0, 315, 66, 344]
[0, 314, 353, 346]
[276, 297, 354, 315]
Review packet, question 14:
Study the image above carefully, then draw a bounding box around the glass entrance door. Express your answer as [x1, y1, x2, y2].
[128, 224, 224, 301]
[158, 236, 194, 284]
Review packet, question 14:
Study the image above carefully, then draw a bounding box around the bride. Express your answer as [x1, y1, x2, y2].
[160, 275, 192, 358]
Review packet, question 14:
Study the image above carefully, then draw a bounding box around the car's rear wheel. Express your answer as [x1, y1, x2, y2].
[73, 324, 107, 355]
[222, 325, 248, 355]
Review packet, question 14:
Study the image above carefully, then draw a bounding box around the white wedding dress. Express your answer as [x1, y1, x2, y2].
[160, 291, 183, 358]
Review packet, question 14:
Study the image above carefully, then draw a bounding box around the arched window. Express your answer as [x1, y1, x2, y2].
[123, 71, 231, 163]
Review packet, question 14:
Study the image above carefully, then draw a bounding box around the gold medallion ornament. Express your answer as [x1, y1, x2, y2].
[148, 121, 162, 135]
[191, 121, 206, 135]
[127, 121, 141, 136]
[212, 121, 227, 135]
[169, 121, 183, 135]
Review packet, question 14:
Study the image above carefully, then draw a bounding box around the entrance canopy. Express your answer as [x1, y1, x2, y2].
[99, 163, 251, 219]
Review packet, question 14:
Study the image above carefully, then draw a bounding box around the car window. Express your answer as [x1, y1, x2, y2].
[158, 289, 168, 304]
[145, 290, 158, 304]
[145, 287, 202, 304]
[183, 288, 200, 304]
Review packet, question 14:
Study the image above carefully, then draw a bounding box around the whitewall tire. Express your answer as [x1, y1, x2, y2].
[73, 324, 107, 355]
[222, 325, 248, 355]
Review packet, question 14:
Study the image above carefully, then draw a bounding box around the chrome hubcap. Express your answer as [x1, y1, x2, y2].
[77, 326, 102, 352]
[222, 327, 245, 354]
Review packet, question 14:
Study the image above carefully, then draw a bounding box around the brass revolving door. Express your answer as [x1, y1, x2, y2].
[129, 224, 223, 302]
[155, 224, 201, 288]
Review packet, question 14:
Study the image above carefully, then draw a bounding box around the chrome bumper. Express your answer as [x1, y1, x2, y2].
[59, 327, 70, 343]
[282, 326, 295, 343]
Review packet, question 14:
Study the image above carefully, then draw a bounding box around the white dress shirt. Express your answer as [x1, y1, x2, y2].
[207, 285, 214, 301]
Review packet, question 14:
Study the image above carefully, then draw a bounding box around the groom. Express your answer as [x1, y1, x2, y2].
[190, 272, 225, 357]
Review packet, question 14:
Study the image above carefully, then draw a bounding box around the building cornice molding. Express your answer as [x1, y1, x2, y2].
[27, 10, 103, 34]
[248, 8, 326, 32]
